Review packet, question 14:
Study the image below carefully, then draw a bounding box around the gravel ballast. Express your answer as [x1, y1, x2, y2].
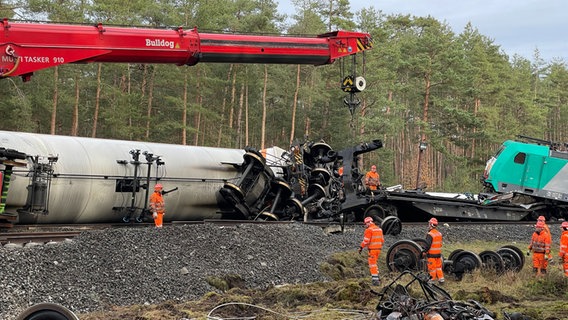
[0, 222, 562, 319]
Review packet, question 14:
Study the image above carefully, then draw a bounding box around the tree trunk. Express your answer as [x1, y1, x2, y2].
[261, 65, 268, 149]
[194, 66, 201, 145]
[471, 97, 480, 157]
[71, 72, 79, 136]
[50, 66, 58, 135]
[182, 73, 188, 145]
[416, 74, 431, 189]
[91, 64, 102, 138]
[217, 65, 233, 147]
[289, 65, 300, 146]
[236, 82, 244, 147]
[229, 66, 237, 129]
[145, 67, 156, 139]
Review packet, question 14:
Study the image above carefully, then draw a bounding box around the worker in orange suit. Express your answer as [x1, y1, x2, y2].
[364, 165, 381, 192]
[537, 215, 552, 269]
[149, 183, 165, 228]
[423, 217, 444, 284]
[559, 221, 568, 277]
[528, 220, 551, 276]
[359, 216, 384, 286]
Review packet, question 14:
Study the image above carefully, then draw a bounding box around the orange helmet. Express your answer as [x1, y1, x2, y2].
[535, 220, 545, 228]
[428, 217, 438, 227]
[537, 215, 546, 222]
[364, 217, 374, 224]
[561, 221, 568, 229]
[154, 183, 163, 191]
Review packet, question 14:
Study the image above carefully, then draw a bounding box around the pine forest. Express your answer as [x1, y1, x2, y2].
[1, 0, 567, 193]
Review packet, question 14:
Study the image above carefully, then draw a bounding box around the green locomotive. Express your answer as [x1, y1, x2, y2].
[482, 136, 568, 220]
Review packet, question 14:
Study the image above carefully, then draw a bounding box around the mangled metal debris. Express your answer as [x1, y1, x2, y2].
[218, 139, 403, 233]
[374, 271, 496, 320]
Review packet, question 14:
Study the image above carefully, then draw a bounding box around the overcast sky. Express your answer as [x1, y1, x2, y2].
[277, 0, 567, 63]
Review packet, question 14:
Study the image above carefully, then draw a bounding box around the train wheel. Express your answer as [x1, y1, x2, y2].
[479, 250, 505, 274]
[309, 142, 333, 163]
[16, 303, 79, 320]
[364, 205, 385, 220]
[451, 251, 482, 280]
[310, 167, 331, 185]
[412, 238, 428, 251]
[307, 183, 326, 199]
[381, 215, 402, 236]
[386, 239, 423, 272]
[447, 249, 464, 262]
[271, 180, 292, 201]
[257, 211, 279, 221]
[223, 182, 245, 200]
[243, 150, 266, 167]
[500, 245, 525, 268]
[496, 247, 524, 272]
[283, 198, 305, 221]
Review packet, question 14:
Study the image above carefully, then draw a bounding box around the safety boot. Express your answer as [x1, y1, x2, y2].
[371, 276, 380, 286]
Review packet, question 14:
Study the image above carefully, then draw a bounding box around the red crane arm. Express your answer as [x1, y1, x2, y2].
[0, 19, 373, 81]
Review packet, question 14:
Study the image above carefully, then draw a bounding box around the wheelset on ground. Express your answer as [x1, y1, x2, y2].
[386, 239, 525, 280]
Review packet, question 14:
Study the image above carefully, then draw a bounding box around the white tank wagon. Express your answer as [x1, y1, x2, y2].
[0, 130, 246, 224]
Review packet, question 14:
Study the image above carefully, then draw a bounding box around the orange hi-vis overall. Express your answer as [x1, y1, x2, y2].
[529, 230, 551, 274]
[365, 171, 380, 190]
[559, 230, 568, 276]
[149, 191, 165, 228]
[360, 222, 384, 279]
[426, 228, 444, 282]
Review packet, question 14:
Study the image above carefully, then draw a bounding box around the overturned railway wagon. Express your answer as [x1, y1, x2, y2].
[0, 130, 250, 225]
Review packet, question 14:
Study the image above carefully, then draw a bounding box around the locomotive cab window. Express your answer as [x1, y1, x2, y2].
[514, 152, 526, 164]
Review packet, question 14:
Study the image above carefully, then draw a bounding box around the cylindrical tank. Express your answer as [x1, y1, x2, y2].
[0, 130, 245, 223]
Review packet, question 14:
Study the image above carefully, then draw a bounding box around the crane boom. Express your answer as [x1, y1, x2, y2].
[0, 19, 373, 81]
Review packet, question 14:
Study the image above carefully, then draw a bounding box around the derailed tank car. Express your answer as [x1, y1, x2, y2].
[0, 130, 249, 225]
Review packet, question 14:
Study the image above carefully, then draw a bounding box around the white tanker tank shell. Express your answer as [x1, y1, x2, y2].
[0, 130, 245, 224]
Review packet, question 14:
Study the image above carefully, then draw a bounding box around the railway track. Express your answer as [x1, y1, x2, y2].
[0, 231, 82, 245]
[0, 219, 549, 246]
